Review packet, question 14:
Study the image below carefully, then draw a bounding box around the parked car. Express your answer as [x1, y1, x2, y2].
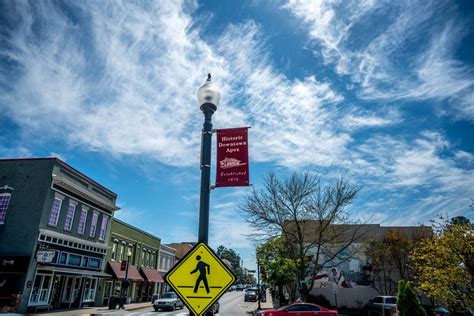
[362, 296, 398, 316]
[244, 289, 258, 302]
[430, 306, 451, 316]
[153, 292, 184, 311]
[256, 303, 338, 316]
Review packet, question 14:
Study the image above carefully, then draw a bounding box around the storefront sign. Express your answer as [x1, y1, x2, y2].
[36, 250, 55, 263]
[215, 127, 250, 187]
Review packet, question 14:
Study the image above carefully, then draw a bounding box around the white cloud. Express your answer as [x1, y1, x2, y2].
[283, 0, 474, 120]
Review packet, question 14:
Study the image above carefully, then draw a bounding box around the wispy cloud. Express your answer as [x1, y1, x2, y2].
[283, 0, 474, 120]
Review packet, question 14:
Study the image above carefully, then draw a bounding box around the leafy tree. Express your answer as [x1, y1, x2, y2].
[241, 172, 366, 301]
[367, 228, 428, 295]
[410, 216, 473, 308]
[257, 237, 296, 301]
[216, 245, 243, 283]
[397, 280, 426, 316]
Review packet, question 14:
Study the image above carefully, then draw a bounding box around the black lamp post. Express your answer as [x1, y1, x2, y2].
[120, 250, 132, 309]
[197, 74, 220, 244]
[257, 260, 262, 310]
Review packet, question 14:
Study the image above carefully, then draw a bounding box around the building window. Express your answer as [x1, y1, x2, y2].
[83, 277, 98, 302]
[77, 208, 88, 234]
[89, 258, 100, 269]
[29, 274, 52, 305]
[81, 256, 89, 268]
[99, 215, 108, 241]
[63, 203, 76, 231]
[0, 193, 11, 224]
[48, 197, 63, 226]
[120, 244, 124, 261]
[67, 254, 81, 266]
[111, 242, 117, 260]
[89, 212, 98, 238]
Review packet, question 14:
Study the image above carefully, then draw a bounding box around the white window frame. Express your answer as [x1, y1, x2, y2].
[98, 215, 108, 241]
[0, 192, 11, 224]
[63, 202, 77, 231]
[28, 273, 53, 306]
[48, 197, 63, 227]
[77, 208, 88, 235]
[89, 211, 99, 238]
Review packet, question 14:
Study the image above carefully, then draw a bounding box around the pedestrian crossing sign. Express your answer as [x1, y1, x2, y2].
[164, 242, 237, 315]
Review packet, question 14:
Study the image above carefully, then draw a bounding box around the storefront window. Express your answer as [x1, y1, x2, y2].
[83, 277, 97, 302]
[59, 252, 67, 264]
[68, 254, 81, 266]
[29, 274, 52, 305]
[81, 256, 89, 268]
[89, 258, 100, 269]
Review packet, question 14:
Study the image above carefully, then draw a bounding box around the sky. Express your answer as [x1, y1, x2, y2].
[0, 0, 473, 271]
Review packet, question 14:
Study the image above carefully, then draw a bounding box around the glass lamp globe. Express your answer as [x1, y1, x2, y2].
[197, 74, 220, 107]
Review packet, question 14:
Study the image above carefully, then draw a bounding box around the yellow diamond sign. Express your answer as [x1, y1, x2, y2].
[165, 242, 236, 315]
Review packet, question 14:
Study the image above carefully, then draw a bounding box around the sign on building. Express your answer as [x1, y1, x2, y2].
[36, 250, 55, 263]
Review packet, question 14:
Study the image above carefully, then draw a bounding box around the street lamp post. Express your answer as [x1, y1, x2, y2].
[120, 250, 133, 309]
[197, 74, 220, 244]
[257, 260, 262, 310]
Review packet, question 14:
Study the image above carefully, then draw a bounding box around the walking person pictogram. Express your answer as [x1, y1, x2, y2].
[190, 255, 210, 294]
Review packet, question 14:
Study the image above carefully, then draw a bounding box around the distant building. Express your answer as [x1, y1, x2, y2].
[166, 242, 194, 260]
[157, 244, 176, 294]
[100, 218, 162, 305]
[0, 158, 119, 313]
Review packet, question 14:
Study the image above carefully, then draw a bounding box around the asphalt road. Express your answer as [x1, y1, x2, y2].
[96, 291, 258, 316]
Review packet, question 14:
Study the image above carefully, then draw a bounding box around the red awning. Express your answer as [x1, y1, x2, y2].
[108, 261, 144, 281]
[140, 267, 164, 283]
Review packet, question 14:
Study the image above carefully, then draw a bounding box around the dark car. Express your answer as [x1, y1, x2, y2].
[256, 303, 338, 316]
[244, 289, 258, 302]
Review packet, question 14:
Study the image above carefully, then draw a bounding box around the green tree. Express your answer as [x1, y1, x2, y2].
[367, 228, 428, 295]
[241, 172, 366, 301]
[397, 280, 426, 316]
[216, 245, 243, 283]
[410, 216, 473, 308]
[257, 237, 295, 296]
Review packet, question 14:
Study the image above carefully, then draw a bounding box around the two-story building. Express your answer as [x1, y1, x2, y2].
[157, 244, 176, 295]
[0, 158, 119, 313]
[101, 218, 162, 305]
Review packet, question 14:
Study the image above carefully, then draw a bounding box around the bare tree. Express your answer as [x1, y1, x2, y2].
[241, 172, 369, 300]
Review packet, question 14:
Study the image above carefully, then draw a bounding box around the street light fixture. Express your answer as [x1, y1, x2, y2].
[197, 74, 220, 244]
[120, 249, 133, 309]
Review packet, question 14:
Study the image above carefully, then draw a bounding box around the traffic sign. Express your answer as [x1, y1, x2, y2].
[165, 242, 236, 315]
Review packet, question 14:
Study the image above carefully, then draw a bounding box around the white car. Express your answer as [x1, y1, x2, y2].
[153, 292, 184, 311]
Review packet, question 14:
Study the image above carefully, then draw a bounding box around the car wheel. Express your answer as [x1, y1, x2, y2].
[172, 304, 176, 311]
[154, 307, 159, 312]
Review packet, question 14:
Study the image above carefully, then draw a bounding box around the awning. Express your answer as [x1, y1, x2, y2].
[38, 265, 112, 278]
[140, 267, 164, 283]
[108, 261, 143, 281]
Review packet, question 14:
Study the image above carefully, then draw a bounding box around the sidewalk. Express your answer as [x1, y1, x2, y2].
[35, 302, 152, 315]
[254, 289, 274, 313]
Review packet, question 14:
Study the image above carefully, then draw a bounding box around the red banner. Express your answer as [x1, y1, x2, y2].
[215, 127, 250, 187]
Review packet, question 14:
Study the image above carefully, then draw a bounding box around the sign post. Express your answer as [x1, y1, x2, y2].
[165, 243, 236, 316]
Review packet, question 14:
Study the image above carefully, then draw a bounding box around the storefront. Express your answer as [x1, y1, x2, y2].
[106, 261, 143, 304]
[139, 267, 163, 302]
[27, 266, 111, 312]
[0, 256, 30, 313]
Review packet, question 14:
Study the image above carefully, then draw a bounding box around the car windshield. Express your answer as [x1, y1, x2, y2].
[161, 293, 176, 299]
[386, 297, 397, 304]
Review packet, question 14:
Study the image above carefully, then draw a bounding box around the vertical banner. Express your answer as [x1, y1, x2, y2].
[215, 127, 250, 187]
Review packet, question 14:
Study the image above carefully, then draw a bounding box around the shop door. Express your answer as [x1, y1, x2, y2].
[61, 276, 74, 304]
[51, 275, 63, 308]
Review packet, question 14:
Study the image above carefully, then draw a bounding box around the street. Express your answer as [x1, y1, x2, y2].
[89, 291, 263, 316]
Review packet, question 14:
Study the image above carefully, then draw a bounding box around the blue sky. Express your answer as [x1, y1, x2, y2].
[1, 0, 473, 270]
